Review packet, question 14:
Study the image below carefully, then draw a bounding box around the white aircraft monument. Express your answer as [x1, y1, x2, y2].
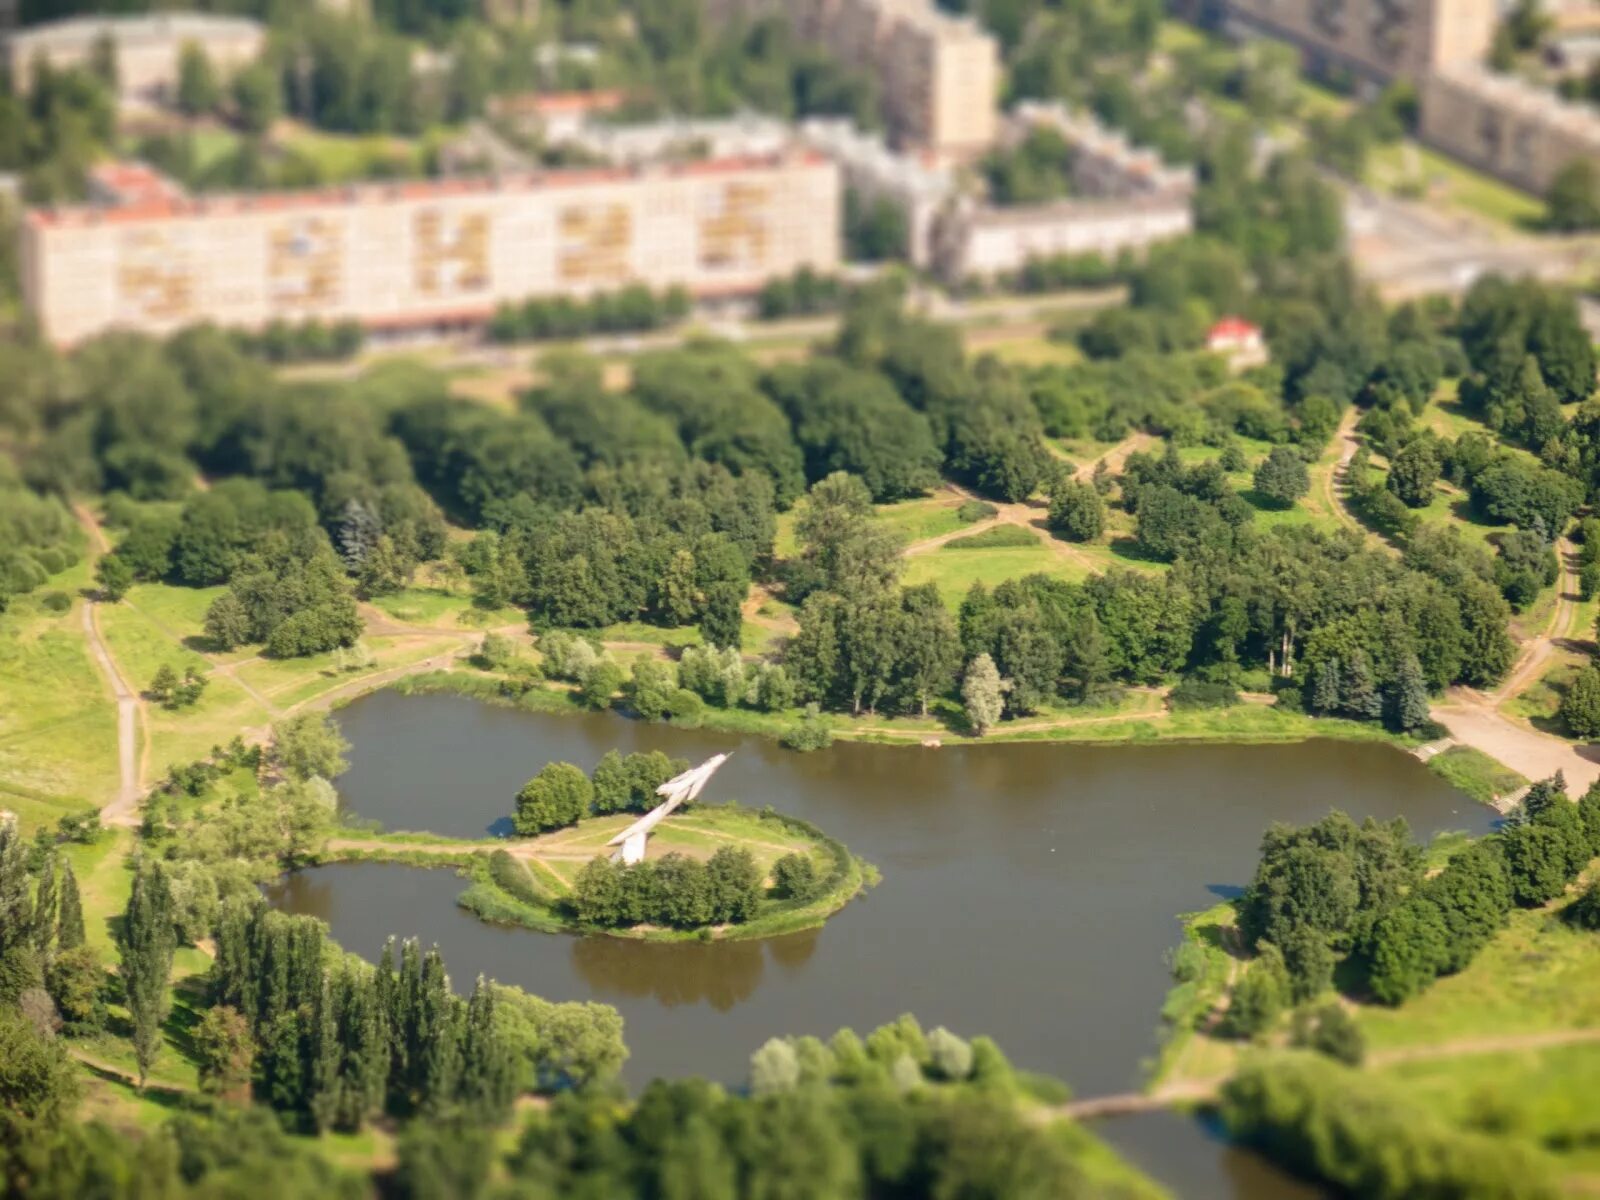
[604, 752, 731, 865]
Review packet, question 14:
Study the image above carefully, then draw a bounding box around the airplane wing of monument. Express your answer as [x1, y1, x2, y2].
[655, 752, 732, 804]
[605, 753, 732, 862]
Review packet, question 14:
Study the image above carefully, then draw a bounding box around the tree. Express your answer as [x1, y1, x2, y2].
[1547, 158, 1600, 233]
[705, 846, 762, 924]
[961, 653, 1007, 735]
[1386, 653, 1431, 732]
[772, 852, 819, 901]
[56, 859, 85, 951]
[1046, 479, 1105, 542]
[148, 664, 178, 705]
[232, 62, 282, 136]
[0, 820, 35, 1005]
[176, 41, 219, 118]
[514, 763, 592, 835]
[95, 553, 133, 601]
[204, 591, 250, 651]
[1225, 944, 1288, 1037]
[1291, 1002, 1365, 1065]
[194, 1004, 254, 1101]
[1385, 438, 1441, 508]
[31, 855, 57, 959]
[1253, 447, 1310, 508]
[271, 713, 350, 782]
[120, 861, 176, 1086]
[46, 944, 103, 1032]
[1561, 666, 1600, 739]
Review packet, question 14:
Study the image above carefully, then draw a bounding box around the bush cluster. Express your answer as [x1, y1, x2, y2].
[570, 846, 763, 929]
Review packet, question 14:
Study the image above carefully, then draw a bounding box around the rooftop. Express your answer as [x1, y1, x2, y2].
[26, 149, 829, 230]
[9, 12, 264, 51]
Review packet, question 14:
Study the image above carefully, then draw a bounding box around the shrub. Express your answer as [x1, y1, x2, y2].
[956, 499, 997, 524]
[940, 524, 1038, 550]
[772, 852, 820, 901]
[781, 707, 833, 752]
[1290, 1003, 1364, 1065]
[1168, 679, 1239, 710]
[40, 590, 71, 614]
[1565, 878, 1600, 931]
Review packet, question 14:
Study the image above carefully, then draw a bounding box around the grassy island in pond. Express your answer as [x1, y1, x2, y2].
[324, 803, 872, 942]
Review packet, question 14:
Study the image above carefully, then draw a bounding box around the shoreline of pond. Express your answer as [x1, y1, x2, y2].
[318, 665, 1502, 785]
[315, 803, 875, 944]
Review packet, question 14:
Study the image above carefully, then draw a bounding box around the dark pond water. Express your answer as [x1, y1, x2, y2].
[267, 690, 1495, 1199]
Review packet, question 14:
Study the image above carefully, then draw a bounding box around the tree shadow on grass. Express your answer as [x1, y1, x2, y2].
[1107, 535, 1167, 567]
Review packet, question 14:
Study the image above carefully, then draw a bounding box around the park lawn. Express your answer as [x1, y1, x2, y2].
[596, 620, 703, 651]
[903, 541, 1086, 607]
[977, 335, 1082, 368]
[875, 494, 972, 546]
[234, 634, 463, 710]
[97, 595, 211, 698]
[370, 586, 521, 630]
[279, 127, 429, 181]
[1366, 140, 1544, 229]
[67, 826, 136, 957]
[1357, 890, 1600, 1053]
[1374, 1042, 1600, 1174]
[0, 570, 120, 832]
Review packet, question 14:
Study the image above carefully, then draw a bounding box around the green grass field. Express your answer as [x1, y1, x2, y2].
[1366, 140, 1545, 229]
[1358, 892, 1600, 1052]
[904, 542, 1085, 607]
[0, 564, 120, 832]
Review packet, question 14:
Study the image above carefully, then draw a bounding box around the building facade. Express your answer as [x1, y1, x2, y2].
[1419, 64, 1600, 195]
[1219, 0, 1496, 86]
[702, 0, 999, 160]
[21, 152, 840, 346]
[933, 194, 1192, 282]
[7, 14, 266, 103]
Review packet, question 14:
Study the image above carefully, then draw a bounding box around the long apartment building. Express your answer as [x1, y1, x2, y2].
[1420, 63, 1600, 195]
[20, 152, 840, 346]
[1218, 0, 1496, 86]
[702, 0, 999, 160]
[6, 13, 265, 103]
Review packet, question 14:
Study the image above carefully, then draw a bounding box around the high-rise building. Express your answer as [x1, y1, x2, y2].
[6, 14, 266, 104]
[702, 0, 1000, 161]
[1218, 0, 1497, 87]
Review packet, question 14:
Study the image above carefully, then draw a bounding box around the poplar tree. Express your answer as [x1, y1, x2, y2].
[458, 976, 516, 1120]
[0, 821, 34, 1004]
[120, 861, 177, 1086]
[56, 859, 85, 951]
[31, 854, 58, 958]
[417, 949, 461, 1113]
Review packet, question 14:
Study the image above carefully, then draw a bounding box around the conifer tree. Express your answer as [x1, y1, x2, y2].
[1340, 650, 1383, 720]
[55, 858, 85, 951]
[1310, 659, 1342, 715]
[1388, 652, 1431, 732]
[120, 861, 177, 1086]
[31, 854, 58, 958]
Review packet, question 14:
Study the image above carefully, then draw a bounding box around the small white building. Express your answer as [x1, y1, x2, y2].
[7, 14, 266, 105]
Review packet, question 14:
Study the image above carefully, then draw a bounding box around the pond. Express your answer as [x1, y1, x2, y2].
[267, 689, 1495, 1199]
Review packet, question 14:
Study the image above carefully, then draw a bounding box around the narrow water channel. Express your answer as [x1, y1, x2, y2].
[267, 690, 1494, 1198]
